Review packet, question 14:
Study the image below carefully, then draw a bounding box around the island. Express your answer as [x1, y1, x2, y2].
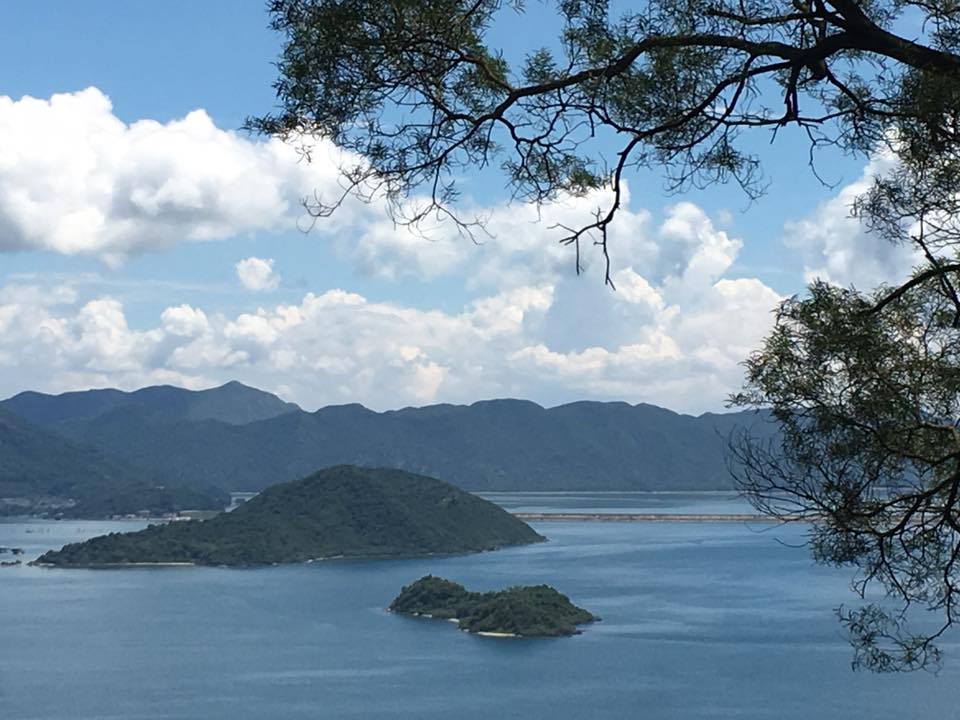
[389, 575, 598, 637]
[34, 465, 545, 567]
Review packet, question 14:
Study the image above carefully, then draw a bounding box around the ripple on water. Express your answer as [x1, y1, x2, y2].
[1, 506, 958, 720]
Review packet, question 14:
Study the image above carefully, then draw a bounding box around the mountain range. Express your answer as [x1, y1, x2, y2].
[4, 380, 298, 427]
[0, 407, 223, 517]
[1, 382, 777, 515]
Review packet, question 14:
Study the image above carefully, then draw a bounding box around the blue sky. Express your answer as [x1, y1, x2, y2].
[0, 2, 912, 412]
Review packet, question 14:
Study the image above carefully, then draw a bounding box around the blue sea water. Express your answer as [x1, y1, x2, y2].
[480, 491, 758, 515]
[1, 495, 958, 719]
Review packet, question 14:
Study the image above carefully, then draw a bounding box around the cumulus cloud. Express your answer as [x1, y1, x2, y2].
[336, 185, 659, 290]
[0, 88, 353, 262]
[0, 88, 788, 412]
[0, 87, 758, 301]
[784, 150, 920, 290]
[236, 257, 280, 292]
[330, 181, 745, 308]
[0, 220, 781, 413]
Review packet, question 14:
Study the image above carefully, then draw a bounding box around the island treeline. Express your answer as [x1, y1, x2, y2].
[35, 466, 544, 567]
[390, 576, 598, 637]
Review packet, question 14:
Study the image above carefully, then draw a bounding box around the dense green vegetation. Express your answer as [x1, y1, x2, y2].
[2, 384, 776, 493]
[390, 576, 597, 637]
[0, 409, 222, 518]
[35, 466, 544, 567]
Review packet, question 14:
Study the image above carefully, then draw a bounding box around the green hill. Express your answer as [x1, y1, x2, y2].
[389, 576, 598, 637]
[0, 409, 222, 518]
[35, 466, 544, 567]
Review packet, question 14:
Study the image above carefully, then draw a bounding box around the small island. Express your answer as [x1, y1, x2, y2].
[34, 466, 544, 567]
[389, 576, 598, 637]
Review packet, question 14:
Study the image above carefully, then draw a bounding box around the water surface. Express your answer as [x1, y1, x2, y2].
[1, 496, 957, 719]
[480, 491, 756, 515]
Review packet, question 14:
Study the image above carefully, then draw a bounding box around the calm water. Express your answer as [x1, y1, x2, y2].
[480, 491, 757, 515]
[2, 495, 958, 719]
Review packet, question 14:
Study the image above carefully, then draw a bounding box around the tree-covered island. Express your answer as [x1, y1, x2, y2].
[389, 576, 598, 637]
[34, 466, 544, 567]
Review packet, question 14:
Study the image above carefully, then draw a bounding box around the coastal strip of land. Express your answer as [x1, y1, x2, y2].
[513, 512, 793, 523]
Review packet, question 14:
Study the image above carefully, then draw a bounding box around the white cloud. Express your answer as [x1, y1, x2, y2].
[0, 87, 765, 303]
[327, 183, 746, 312]
[0, 88, 789, 412]
[0, 243, 782, 413]
[235, 257, 281, 292]
[336, 185, 660, 290]
[784, 150, 920, 290]
[0, 87, 673, 294]
[0, 88, 353, 262]
[161, 305, 210, 337]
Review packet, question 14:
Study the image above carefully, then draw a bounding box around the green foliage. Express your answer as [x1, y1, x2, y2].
[731, 273, 960, 671]
[389, 575, 470, 619]
[35, 466, 544, 567]
[390, 575, 598, 636]
[0, 409, 222, 519]
[3, 393, 775, 494]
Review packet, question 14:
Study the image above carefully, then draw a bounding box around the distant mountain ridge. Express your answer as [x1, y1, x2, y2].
[0, 383, 777, 494]
[4, 380, 300, 427]
[0, 408, 222, 517]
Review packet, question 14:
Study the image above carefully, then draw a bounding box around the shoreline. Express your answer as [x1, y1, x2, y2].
[513, 512, 795, 523]
[480, 490, 741, 496]
[31, 561, 196, 568]
[391, 610, 521, 638]
[34, 542, 542, 570]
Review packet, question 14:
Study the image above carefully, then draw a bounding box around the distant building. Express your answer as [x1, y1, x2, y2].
[176, 509, 221, 521]
[227, 492, 259, 511]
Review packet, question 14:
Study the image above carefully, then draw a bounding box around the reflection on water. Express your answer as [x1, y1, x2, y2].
[0, 495, 957, 719]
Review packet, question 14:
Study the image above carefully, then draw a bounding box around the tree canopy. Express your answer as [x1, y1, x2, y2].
[731, 276, 960, 672]
[253, 0, 960, 670]
[389, 575, 599, 636]
[251, 0, 960, 284]
[36, 465, 543, 567]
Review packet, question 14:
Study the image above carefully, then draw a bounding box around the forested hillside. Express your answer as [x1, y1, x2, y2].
[36, 466, 543, 566]
[2, 384, 776, 493]
[0, 409, 222, 517]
